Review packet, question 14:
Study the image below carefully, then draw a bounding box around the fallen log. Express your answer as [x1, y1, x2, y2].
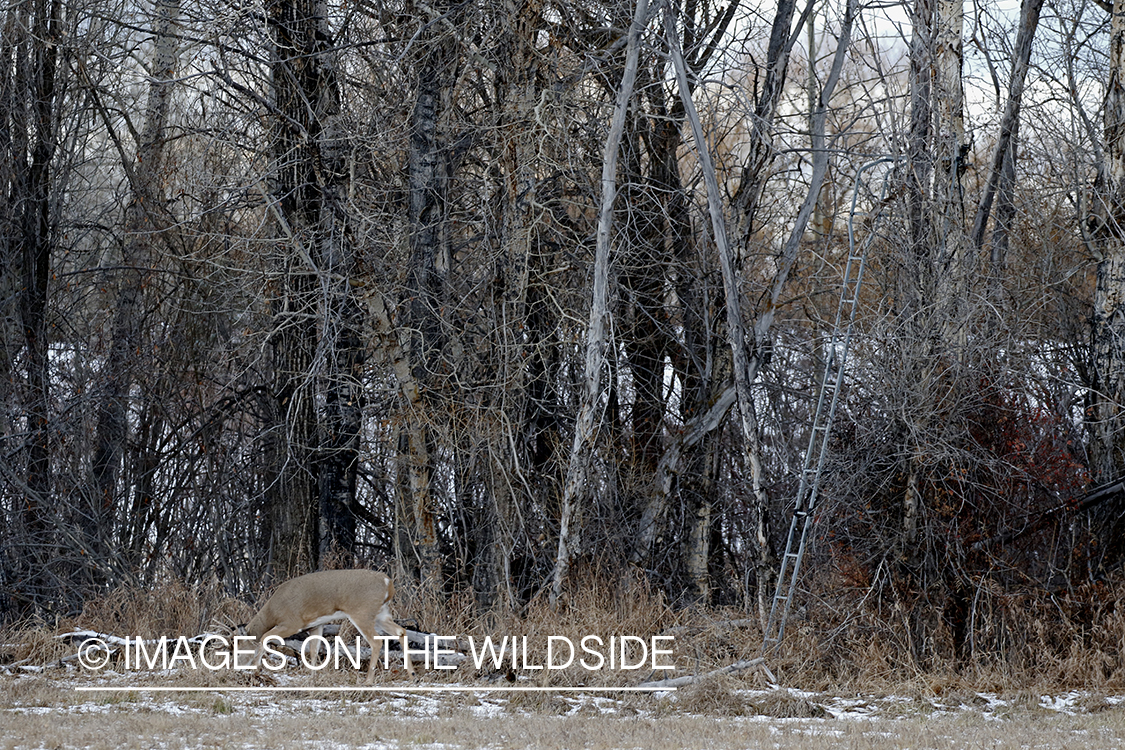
[658, 618, 759, 637]
[638, 657, 776, 689]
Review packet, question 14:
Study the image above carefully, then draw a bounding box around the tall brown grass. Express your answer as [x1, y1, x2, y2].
[5, 566, 1125, 694]
[766, 570, 1125, 693]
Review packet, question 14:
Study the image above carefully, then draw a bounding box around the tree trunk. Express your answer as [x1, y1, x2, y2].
[614, 0, 738, 603]
[264, 0, 345, 579]
[901, 0, 935, 570]
[1090, 0, 1125, 488]
[731, 0, 801, 246]
[933, 0, 969, 339]
[313, 36, 360, 568]
[14, 0, 61, 612]
[402, 3, 458, 594]
[319, 289, 363, 565]
[89, 0, 182, 585]
[477, 0, 546, 610]
[620, 102, 666, 487]
[970, 0, 1044, 261]
[934, 0, 967, 225]
[664, 6, 767, 621]
[551, 0, 650, 606]
[0, 5, 26, 441]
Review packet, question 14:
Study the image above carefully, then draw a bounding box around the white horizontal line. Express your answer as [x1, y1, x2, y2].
[74, 685, 676, 693]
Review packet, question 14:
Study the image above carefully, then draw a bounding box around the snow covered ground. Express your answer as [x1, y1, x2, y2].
[4, 666, 1125, 749]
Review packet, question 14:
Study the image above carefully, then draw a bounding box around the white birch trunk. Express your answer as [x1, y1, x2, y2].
[550, 0, 650, 607]
[1091, 0, 1125, 484]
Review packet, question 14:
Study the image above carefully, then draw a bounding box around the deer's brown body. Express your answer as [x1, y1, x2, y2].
[246, 569, 414, 682]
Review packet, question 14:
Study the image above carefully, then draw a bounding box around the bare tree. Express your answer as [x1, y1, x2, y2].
[85, 0, 183, 587]
[2, 0, 65, 612]
[398, 0, 463, 594]
[552, 0, 650, 606]
[1089, 0, 1125, 487]
[261, 0, 354, 578]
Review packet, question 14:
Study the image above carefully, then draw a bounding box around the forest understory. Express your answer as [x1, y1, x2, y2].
[7, 568, 1125, 692]
[7, 574, 1125, 749]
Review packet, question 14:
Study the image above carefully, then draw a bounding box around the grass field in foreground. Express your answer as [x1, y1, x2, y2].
[5, 671, 1125, 750]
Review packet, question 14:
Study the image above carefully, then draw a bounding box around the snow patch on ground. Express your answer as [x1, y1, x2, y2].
[7, 669, 1125, 728]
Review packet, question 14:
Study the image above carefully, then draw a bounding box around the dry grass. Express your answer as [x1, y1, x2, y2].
[71, 576, 249, 639]
[4, 675, 1125, 750]
[668, 676, 746, 716]
[7, 570, 1125, 698]
[766, 571, 1125, 694]
[1, 617, 72, 667]
[385, 573, 703, 689]
[8, 574, 1125, 748]
[747, 688, 829, 718]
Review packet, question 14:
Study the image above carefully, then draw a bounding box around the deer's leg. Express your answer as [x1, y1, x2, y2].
[308, 624, 325, 663]
[375, 604, 414, 676]
[253, 627, 291, 674]
[347, 618, 385, 685]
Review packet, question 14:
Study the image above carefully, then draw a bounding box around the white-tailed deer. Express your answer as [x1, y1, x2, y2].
[244, 569, 414, 682]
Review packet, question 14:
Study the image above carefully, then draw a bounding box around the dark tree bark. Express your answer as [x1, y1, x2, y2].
[319, 292, 363, 566]
[622, 0, 739, 604]
[473, 0, 548, 610]
[11, 0, 61, 612]
[402, 0, 460, 593]
[263, 0, 353, 578]
[731, 0, 802, 245]
[620, 95, 666, 482]
[0, 6, 25, 426]
[313, 47, 361, 569]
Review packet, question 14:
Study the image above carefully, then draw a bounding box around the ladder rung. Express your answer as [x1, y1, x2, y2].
[765, 227, 870, 658]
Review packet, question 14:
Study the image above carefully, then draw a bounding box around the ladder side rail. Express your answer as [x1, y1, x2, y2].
[762, 157, 897, 655]
[763, 509, 807, 645]
[764, 334, 845, 644]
